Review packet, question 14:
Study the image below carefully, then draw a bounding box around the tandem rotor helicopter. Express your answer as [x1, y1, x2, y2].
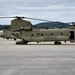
[0, 16, 75, 45]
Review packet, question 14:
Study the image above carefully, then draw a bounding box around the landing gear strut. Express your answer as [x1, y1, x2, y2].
[16, 40, 28, 45]
[54, 41, 61, 45]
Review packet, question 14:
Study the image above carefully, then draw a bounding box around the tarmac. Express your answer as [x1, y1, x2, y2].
[0, 38, 75, 75]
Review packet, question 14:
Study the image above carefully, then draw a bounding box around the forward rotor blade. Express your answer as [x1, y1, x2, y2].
[0, 17, 15, 18]
[0, 16, 51, 22]
[23, 17, 50, 22]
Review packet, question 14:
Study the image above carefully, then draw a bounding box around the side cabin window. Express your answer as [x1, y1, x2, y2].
[60, 32, 63, 36]
[31, 34, 33, 36]
[41, 34, 43, 36]
[37, 33, 44, 36]
[51, 33, 53, 36]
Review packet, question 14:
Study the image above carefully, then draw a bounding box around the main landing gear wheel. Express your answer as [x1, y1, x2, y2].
[6, 38, 9, 39]
[54, 41, 61, 45]
[14, 38, 16, 41]
[16, 40, 28, 45]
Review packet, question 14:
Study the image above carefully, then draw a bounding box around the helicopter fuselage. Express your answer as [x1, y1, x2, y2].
[12, 28, 75, 44]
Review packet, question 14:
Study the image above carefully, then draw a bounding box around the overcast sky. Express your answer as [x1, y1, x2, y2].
[0, 0, 75, 25]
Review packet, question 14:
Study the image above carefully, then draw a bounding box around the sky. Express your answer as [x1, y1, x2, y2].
[0, 0, 75, 25]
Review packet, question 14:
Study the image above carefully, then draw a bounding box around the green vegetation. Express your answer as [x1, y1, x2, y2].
[0, 25, 10, 30]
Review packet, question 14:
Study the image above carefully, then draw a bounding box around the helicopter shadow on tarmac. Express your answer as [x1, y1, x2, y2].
[14, 42, 75, 46]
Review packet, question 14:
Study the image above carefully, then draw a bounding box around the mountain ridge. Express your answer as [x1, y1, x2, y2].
[34, 22, 69, 29]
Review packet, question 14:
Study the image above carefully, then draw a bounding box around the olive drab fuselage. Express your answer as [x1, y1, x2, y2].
[12, 28, 75, 43]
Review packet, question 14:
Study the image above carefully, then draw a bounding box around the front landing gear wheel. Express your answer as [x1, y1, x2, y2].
[54, 41, 61, 45]
[16, 40, 28, 45]
[58, 41, 61, 45]
[54, 41, 57, 45]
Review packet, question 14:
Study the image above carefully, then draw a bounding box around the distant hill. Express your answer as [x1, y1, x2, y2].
[34, 22, 69, 29]
[0, 22, 70, 30]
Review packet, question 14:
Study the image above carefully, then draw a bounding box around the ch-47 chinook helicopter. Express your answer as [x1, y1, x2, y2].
[0, 16, 75, 45]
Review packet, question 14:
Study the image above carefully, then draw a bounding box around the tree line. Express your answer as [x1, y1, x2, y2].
[0, 25, 10, 30]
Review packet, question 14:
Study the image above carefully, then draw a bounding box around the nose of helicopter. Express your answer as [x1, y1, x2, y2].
[11, 31, 22, 39]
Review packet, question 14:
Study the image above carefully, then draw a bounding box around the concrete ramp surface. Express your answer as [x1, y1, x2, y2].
[0, 38, 75, 75]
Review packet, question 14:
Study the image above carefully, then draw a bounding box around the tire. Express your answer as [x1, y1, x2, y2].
[16, 40, 28, 45]
[54, 41, 61, 45]
[14, 38, 16, 40]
